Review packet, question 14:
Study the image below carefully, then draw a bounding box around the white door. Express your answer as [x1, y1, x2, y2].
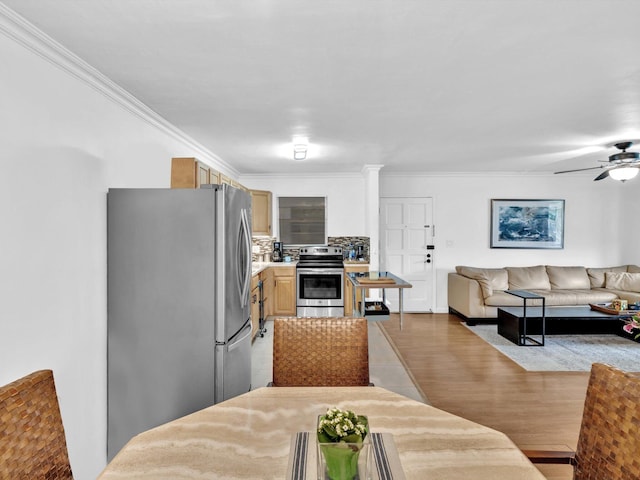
[380, 197, 434, 312]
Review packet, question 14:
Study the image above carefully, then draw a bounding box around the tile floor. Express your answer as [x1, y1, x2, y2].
[251, 319, 426, 403]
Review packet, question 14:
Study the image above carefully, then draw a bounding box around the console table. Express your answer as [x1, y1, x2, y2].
[346, 271, 412, 330]
[500, 290, 546, 346]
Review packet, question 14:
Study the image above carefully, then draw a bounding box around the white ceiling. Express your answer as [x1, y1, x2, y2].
[3, 0, 640, 176]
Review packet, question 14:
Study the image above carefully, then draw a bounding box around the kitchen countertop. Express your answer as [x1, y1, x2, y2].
[251, 261, 296, 276]
[252, 261, 370, 276]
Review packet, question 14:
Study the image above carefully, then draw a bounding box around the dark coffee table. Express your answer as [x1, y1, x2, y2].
[497, 305, 627, 346]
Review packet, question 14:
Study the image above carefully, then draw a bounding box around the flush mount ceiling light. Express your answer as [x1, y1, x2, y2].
[293, 144, 307, 160]
[292, 136, 309, 160]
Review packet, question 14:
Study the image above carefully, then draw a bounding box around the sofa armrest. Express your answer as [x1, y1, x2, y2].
[447, 273, 486, 318]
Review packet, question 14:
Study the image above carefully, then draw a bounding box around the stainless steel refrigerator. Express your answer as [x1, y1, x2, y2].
[107, 185, 252, 460]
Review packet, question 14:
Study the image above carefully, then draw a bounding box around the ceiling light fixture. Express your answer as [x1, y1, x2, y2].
[293, 143, 307, 160]
[609, 166, 639, 182]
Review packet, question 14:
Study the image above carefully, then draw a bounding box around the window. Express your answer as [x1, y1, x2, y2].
[278, 197, 326, 245]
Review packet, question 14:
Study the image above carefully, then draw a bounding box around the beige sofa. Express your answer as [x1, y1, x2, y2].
[448, 264, 640, 324]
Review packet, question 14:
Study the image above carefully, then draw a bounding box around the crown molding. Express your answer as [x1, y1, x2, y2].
[0, 3, 238, 177]
[380, 170, 566, 178]
[240, 171, 365, 182]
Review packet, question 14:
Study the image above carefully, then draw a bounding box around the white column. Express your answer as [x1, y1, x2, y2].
[361, 165, 383, 271]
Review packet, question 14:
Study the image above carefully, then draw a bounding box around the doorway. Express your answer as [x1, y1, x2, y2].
[379, 197, 434, 312]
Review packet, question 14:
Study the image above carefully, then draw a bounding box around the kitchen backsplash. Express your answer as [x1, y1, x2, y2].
[251, 236, 370, 262]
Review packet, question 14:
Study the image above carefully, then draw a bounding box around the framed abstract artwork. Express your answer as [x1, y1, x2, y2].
[490, 199, 565, 249]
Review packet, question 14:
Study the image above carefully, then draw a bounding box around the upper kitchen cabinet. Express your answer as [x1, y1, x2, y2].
[171, 158, 247, 192]
[250, 189, 272, 236]
[231, 180, 248, 192]
[171, 157, 212, 188]
[219, 173, 232, 185]
[209, 169, 221, 184]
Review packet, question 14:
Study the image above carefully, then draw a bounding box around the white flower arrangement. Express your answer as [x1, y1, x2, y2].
[317, 407, 368, 444]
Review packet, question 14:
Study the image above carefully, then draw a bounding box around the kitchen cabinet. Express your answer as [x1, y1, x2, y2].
[250, 274, 261, 339]
[170, 157, 251, 192]
[171, 157, 214, 188]
[344, 265, 369, 316]
[261, 268, 274, 318]
[272, 266, 296, 316]
[209, 169, 221, 184]
[231, 180, 248, 192]
[250, 189, 272, 236]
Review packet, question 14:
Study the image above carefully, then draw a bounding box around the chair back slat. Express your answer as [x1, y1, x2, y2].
[574, 363, 640, 480]
[0, 370, 73, 479]
[272, 317, 370, 387]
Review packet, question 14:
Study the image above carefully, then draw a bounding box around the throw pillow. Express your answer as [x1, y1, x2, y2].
[604, 272, 640, 293]
[587, 266, 628, 288]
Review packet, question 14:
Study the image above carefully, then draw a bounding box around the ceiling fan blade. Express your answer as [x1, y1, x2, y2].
[594, 170, 610, 181]
[554, 165, 606, 174]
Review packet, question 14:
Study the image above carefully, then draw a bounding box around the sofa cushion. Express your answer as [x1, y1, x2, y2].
[628, 265, 640, 273]
[506, 265, 550, 290]
[484, 291, 541, 306]
[586, 266, 628, 288]
[455, 266, 508, 298]
[532, 289, 618, 305]
[605, 272, 640, 293]
[601, 289, 640, 304]
[484, 288, 618, 306]
[546, 266, 590, 290]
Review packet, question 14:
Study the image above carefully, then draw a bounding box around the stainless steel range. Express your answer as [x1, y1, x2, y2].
[296, 246, 345, 317]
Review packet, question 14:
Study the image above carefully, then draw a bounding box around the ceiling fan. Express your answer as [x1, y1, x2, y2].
[554, 141, 640, 182]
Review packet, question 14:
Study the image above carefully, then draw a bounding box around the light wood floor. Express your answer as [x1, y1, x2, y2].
[379, 313, 588, 480]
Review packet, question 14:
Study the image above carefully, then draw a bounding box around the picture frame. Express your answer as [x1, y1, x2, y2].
[490, 199, 565, 249]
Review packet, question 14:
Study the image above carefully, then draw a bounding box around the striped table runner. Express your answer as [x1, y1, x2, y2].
[287, 432, 405, 480]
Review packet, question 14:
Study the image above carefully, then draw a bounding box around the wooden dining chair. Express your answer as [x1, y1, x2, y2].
[0, 370, 73, 479]
[271, 317, 371, 387]
[523, 363, 640, 480]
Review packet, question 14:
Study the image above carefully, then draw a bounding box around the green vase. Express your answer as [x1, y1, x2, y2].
[319, 442, 365, 480]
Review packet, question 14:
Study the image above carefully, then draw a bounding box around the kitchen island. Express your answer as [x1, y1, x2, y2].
[347, 271, 412, 329]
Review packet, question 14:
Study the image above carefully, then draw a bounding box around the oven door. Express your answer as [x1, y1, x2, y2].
[296, 267, 344, 307]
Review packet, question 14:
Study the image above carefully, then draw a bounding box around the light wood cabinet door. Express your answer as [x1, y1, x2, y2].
[250, 275, 260, 339]
[209, 169, 221, 185]
[272, 266, 296, 316]
[250, 189, 272, 236]
[261, 268, 274, 318]
[344, 265, 369, 316]
[171, 157, 213, 188]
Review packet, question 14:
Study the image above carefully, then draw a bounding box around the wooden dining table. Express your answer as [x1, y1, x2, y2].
[98, 386, 545, 479]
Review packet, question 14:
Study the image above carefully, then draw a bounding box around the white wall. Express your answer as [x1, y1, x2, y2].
[380, 173, 629, 312]
[240, 174, 366, 238]
[0, 26, 229, 479]
[620, 185, 640, 265]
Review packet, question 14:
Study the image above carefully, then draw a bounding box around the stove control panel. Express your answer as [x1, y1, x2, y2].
[299, 246, 343, 256]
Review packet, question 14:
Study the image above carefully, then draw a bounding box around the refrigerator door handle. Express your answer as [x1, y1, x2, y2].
[237, 208, 252, 308]
[227, 321, 252, 352]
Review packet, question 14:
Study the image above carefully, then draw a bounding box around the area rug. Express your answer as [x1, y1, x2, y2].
[463, 323, 640, 372]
